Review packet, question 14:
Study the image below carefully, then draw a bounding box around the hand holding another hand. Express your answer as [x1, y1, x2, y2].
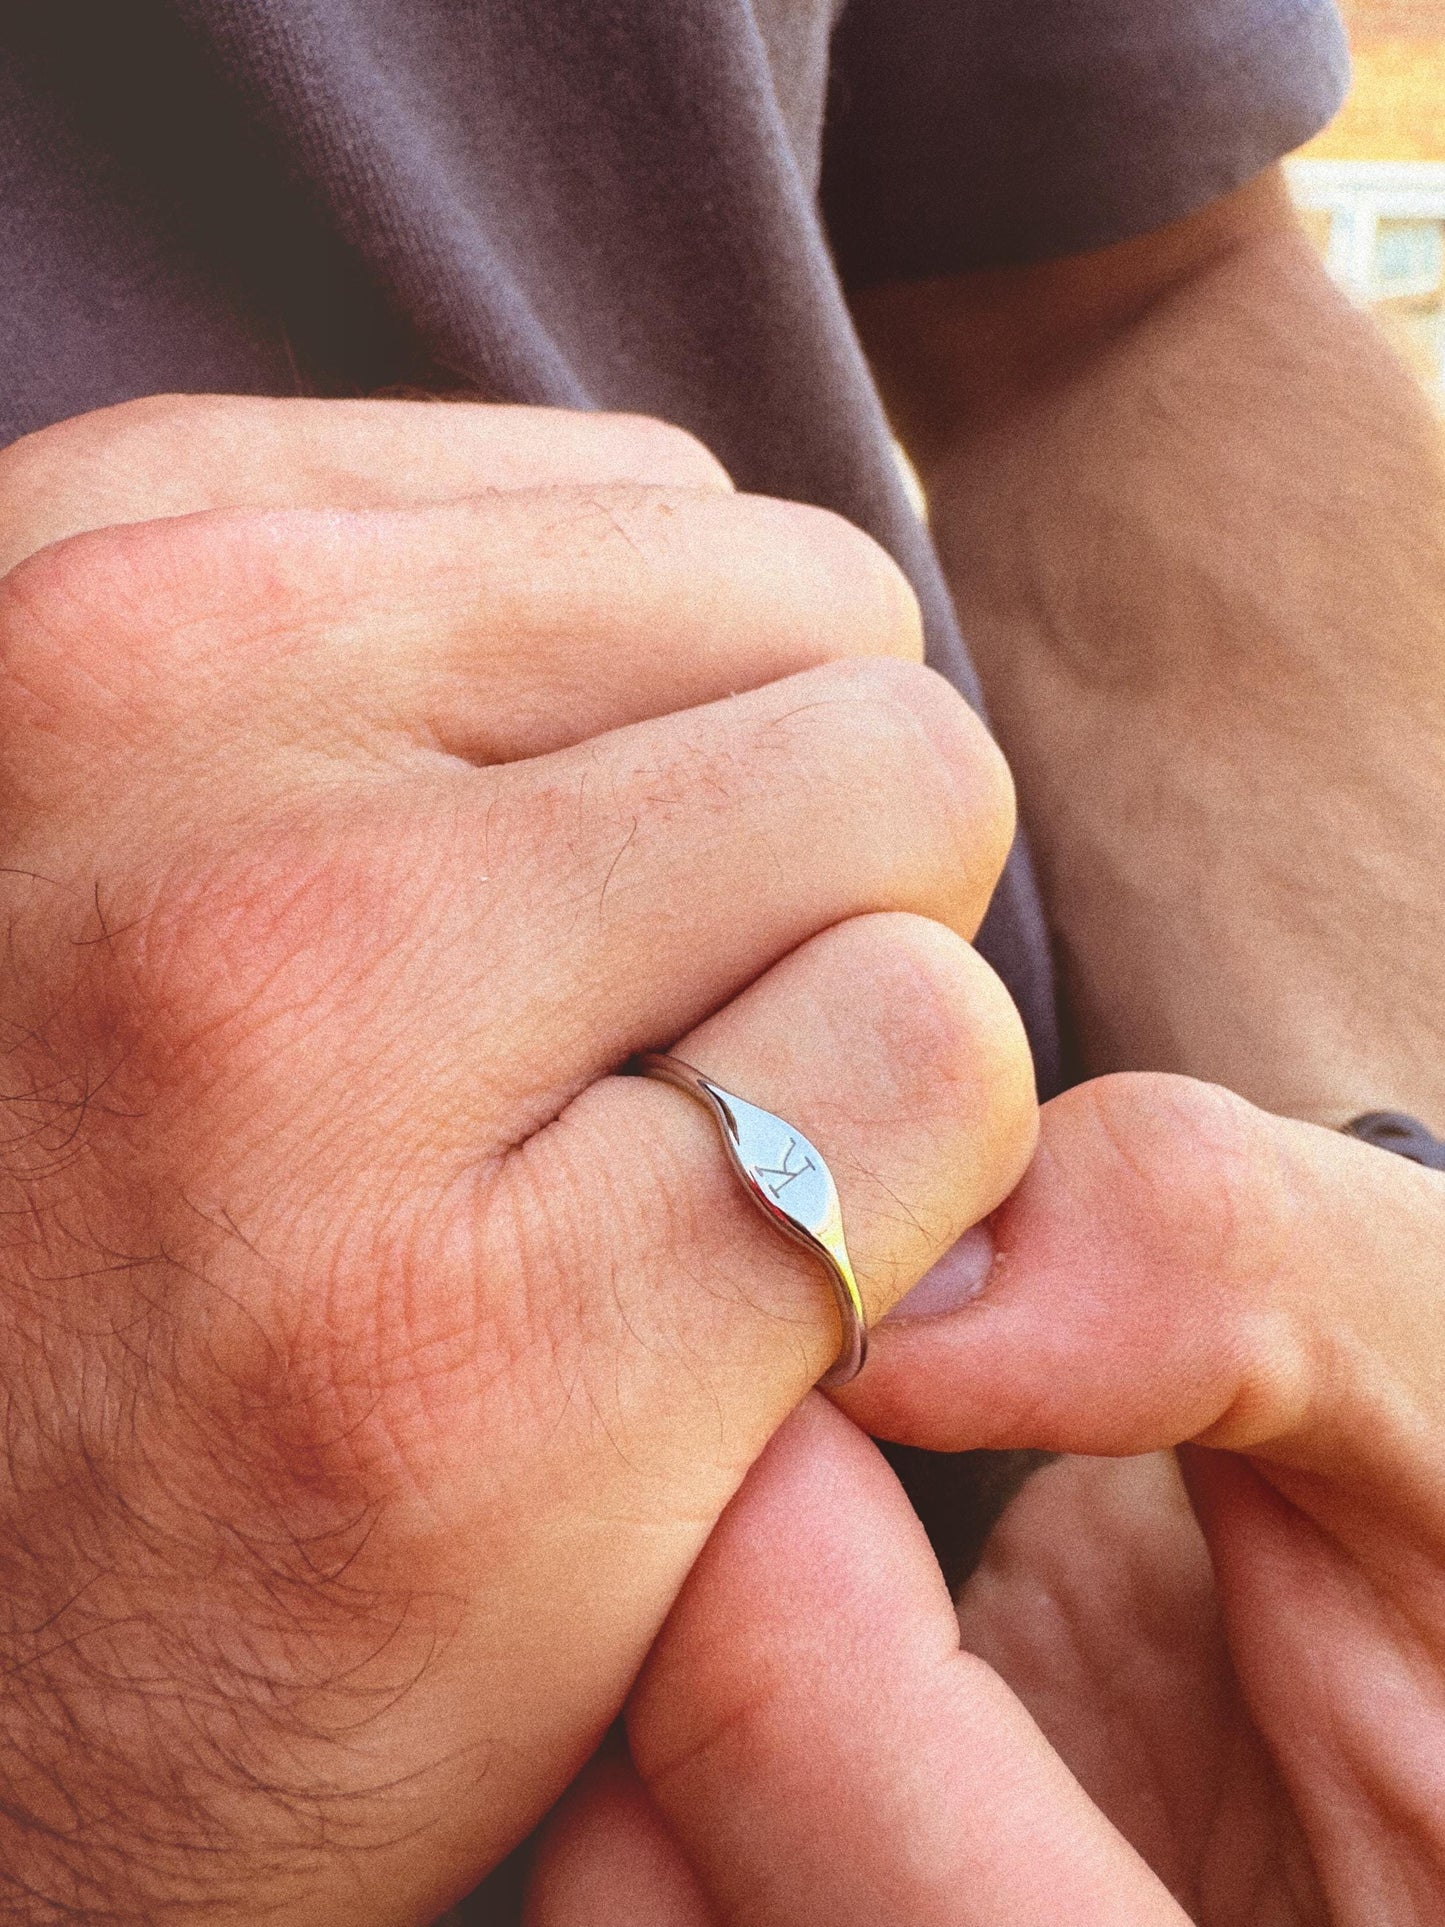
[0, 396, 1037, 1921]
[534, 1078, 1445, 1926]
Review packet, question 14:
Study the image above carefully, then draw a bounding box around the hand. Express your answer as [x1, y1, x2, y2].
[0, 395, 1036, 1922]
[530, 1076, 1445, 1925]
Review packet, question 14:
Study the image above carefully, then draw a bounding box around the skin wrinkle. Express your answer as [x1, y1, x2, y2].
[1020, 1499, 1199, 1883]
[0, 408, 732, 575]
[507, 1089, 813, 1465]
[958, 1456, 1322, 1926]
[1277, 1589, 1445, 1926]
[0, 399, 1034, 1914]
[1051, 1081, 1319, 1456]
[501, 1101, 699, 1390]
[515, 1107, 743, 1472]
[0, 1070, 469, 1905]
[1130, 1520, 1271, 1916]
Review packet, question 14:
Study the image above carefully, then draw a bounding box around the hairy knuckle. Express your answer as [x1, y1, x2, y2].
[139, 826, 415, 1083]
[14, 820, 416, 1218]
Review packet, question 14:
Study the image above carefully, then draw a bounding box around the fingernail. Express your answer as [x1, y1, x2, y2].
[884, 1222, 996, 1322]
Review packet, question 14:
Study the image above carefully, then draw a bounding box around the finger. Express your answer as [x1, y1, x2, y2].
[951, 1450, 1299, 1902]
[23, 651, 1016, 1170]
[513, 909, 1036, 1379]
[5, 487, 924, 789]
[334, 913, 1035, 1876]
[526, 1754, 712, 1927]
[848, 1072, 1445, 1526]
[0, 395, 732, 570]
[625, 1398, 1189, 1927]
[465, 654, 1016, 1120]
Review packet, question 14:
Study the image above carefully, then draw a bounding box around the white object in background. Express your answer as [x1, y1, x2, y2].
[1286, 159, 1445, 390]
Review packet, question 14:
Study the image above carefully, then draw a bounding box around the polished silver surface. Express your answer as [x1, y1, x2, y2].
[636, 1053, 867, 1385]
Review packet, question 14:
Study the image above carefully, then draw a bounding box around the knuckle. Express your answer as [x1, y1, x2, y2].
[0, 509, 319, 762]
[0, 522, 156, 738]
[14, 392, 224, 453]
[872, 657, 1015, 847]
[834, 911, 1036, 1156]
[134, 817, 421, 1091]
[36, 811, 422, 1186]
[0, 417, 75, 544]
[1, 394, 240, 480]
[600, 413, 734, 491]
[1067, 1073, 1314, 1442]
[0, 396, 233, 572]
[0, 397, 156, 500]
[742, 499, 925, 661]
[1071, 1073, 1290, 1284]
[0, 521, 190, 759]
[795, 657, 1016, 897]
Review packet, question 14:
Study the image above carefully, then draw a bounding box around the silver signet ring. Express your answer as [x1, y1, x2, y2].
[635, 1053, 867, 1386]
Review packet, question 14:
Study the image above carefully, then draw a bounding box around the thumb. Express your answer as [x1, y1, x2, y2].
[843, 1074, 1445, 1516]
[620, 1397, 1187, 1927]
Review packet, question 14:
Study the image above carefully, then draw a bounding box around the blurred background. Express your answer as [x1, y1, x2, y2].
[1288, 0, 1445, 398]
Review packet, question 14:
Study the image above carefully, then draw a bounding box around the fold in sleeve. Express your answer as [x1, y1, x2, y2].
[821, 0, 1350, 283]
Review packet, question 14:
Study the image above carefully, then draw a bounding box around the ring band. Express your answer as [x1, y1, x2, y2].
[635, 1053, 868, 1386]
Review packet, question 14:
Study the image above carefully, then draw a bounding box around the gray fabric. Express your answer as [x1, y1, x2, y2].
[1343, 1113, 1445, 1171]
[824, 0, 1351, 281]
[0, 0, 1348, 1099]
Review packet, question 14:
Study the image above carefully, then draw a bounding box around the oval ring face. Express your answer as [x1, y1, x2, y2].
[635, 1055, 868, 1385]
[714, 1091, 837, 1238]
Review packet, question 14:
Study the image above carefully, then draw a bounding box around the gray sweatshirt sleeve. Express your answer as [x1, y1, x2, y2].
[821, 0, 1351, 282]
